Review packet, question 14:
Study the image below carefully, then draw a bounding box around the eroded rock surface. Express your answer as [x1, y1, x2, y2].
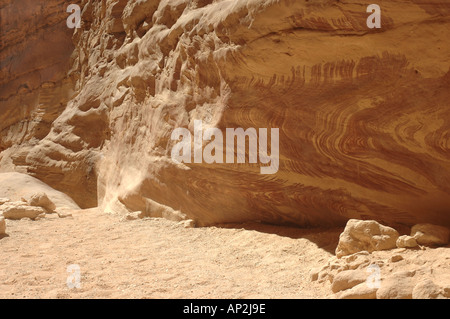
[1, 1, 450, 227]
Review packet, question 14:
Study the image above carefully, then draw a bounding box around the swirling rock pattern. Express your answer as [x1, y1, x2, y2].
[1, 0, 449, 227]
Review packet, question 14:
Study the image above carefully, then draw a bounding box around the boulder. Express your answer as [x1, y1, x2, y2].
[396, 235, 418, 248]
[0, 202, 46, 220]
[411, 224, 450, 246]
[336, 219, 399, 258]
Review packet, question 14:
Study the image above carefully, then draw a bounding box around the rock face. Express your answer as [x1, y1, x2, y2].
[0, 0, 90, 206]
[1, 1, 450, 227]
[335, 219, 399, 258]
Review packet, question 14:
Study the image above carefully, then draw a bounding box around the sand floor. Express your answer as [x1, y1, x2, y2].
[0, 208, 341, 299]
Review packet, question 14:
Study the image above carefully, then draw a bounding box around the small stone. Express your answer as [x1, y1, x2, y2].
[411, 224, 450, 246]
[310, 268, 320, 282]
[0, 198, 10, 205]
[390, 255, 403, 263]
[396, 235, 418, 248]
[57, 212, 72, 218]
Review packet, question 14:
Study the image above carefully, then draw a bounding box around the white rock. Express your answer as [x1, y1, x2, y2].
[396, 235, 418, 248]
[411, 224, 450, 246]
[336, 219, 399, 258]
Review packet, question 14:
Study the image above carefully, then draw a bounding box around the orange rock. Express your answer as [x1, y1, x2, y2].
[1, 1, 450, 227]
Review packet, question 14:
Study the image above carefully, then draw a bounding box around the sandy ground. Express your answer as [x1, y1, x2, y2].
[0, 208, 341, 299]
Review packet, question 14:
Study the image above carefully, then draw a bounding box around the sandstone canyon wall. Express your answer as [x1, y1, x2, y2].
[1, 0, 449, 228]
